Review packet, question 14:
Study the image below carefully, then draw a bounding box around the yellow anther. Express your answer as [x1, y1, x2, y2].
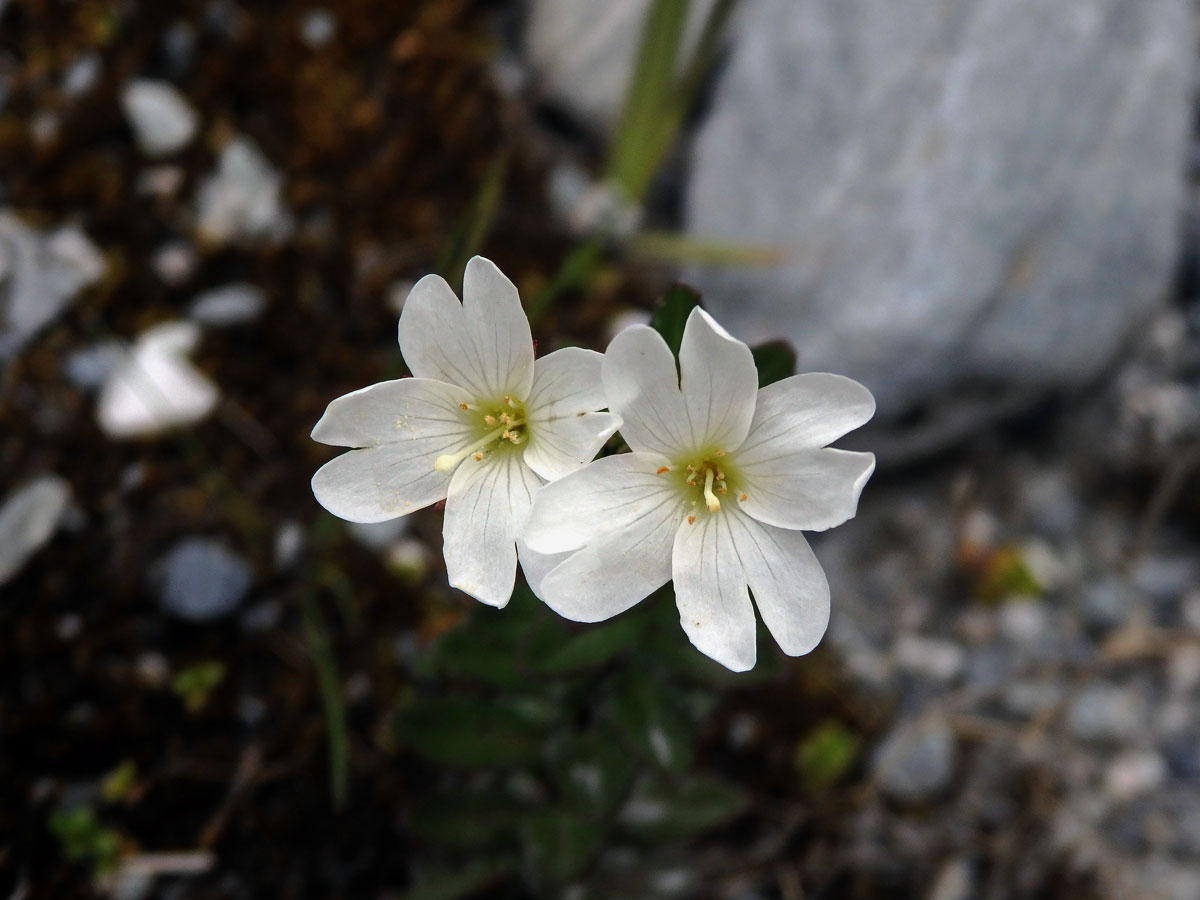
[484, 414, 497, 426]
[459, 402, 469, 411]
[687, 515, 696, 525]
[739, 492, 747, 502]
[715, 449, 725, 457]
[656, 466, 669, 475]
[473, 452, 483, 461]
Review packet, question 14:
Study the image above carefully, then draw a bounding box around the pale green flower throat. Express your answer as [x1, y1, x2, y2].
[434, 395, 527, 472]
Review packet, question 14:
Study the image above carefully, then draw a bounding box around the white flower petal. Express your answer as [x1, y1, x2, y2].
[672, 512, 757, 672]
[443, 451, 542, 608]
[533, 507, 677, 623]
[526, 346, 607, 418]
[737, 373, 876, 458]
[738, 448, 876, 532]
[602, 325, 693, 456]
[515, 536, 570, 599]
[311, 443, 452, 524]
[522, 452, 678, 554]
[310, 377, 474, 448]
[678, 307, 758, 451]
[462, 256, 535, 398]
[726, 507, 830, 657]
[397, 257, 534, 400]
[523, 411, 621, 482]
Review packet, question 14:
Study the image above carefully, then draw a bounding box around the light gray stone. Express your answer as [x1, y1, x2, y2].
[874, 715, 956, 803]
[1066, 683, 1142, 742]
[0, 474, 72, 587]
[120, 79, 199, 157]
[154, 538, 252, 622]
[0, 212, 106, 360]
[194, 135, 292, 246]
[188, 282, 266, 326]
[685, 0, 1191, 457]
[523, 0, 717, 134]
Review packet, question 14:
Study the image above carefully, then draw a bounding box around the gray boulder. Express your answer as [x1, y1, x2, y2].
[685, 0, 1191, 457]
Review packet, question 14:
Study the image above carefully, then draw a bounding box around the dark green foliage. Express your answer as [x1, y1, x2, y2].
[388, 589, 753, 896]
[751, 340, 798, 388]
[649, 283, 703, 359]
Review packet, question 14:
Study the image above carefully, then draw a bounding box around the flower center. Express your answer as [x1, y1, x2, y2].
[659, 449, 749, 524]
[434, 395, 527, 472]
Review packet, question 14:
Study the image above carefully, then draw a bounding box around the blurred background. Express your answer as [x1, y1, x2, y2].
[2, 0, 1199, 897]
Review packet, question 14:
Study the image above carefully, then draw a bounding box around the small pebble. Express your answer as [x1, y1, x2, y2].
[893, 634, 965, 682]
[188, 283, 266, 327]
[153, 538, 252, 622]
[120, 79, 199, 157]
[1105, 750, 1166, 802]
[0, 474, 72, 587]
[1066, 684, 1141, 742]
[873, 715, 956, 804]
[61, 53, 101, 99]
[298, 9, 336, 48]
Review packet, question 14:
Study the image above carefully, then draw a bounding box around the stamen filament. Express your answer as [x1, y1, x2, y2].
[434, 420, 521, 472]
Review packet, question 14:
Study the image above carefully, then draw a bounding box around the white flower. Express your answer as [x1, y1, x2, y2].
[523, 307, 875, 672]
[311, 256, 620, 608]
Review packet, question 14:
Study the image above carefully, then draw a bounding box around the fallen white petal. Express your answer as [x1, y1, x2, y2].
[0, 474, 72, 586]
[97, 320, 218, 438]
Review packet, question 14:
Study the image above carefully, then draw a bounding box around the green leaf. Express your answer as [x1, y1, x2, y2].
[409, 790, 524, 849]
[170, 660, 225, 713]
[401, 860, 514, 900]
[521, 808, 604, 885]
[538, 615, 647, 674]
[616, 774, 746, 842]
[393, 697, 544, 768]
[751, 340, 797, 389]
[794, 720, 861, 792]
[649, 284, 702, 360]
[609, 669, 695, 772]
[48, 806, 121, 875]
[545, 732, 636, 814]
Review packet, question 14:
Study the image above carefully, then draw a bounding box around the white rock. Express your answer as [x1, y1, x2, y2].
[194, 135, 292, 245]
[61, 53, 102, 99]
[120, 79, 199, 157]
[0, 474, 72, 587]
[298, 9, 336, 49]
[684, 0, 1191, 455]
[97, 320, 219, 438]
[1105, 750, 1166, 802]
[0, 212, 106, 359]
[893, 634, 965, 682]
[188, 282, 266, 326]
[524, 0, 718, 133]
